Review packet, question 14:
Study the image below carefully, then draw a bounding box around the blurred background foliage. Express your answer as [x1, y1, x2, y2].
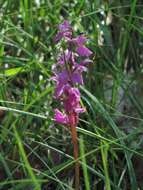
[0, 0, 143, 189]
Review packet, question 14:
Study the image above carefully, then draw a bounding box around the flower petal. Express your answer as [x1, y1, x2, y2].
[80, 59, 93, 66]
[75, 107, 86, 113]
[55, 21, 72, 43]
[75, 65, 87, 72]
[54, 83, 64, 98]
[77, 46, 92, 57]
[63, 87, 81, 113]
[54, 32, 63, 43]
[75, 36, 86, 45]
[58, 70, 68, 84]
[72, 72, 83, 84]
[58, 20, 71, 32]
[54, 109, 69, 124]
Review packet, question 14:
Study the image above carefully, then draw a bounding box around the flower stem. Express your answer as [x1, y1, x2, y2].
[70, 124, 80, 190]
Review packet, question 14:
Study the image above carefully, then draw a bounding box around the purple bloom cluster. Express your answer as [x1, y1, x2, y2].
[53, 20, 92, 126]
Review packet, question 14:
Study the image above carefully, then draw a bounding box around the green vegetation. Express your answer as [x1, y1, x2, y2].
[0, 0, 143, 189]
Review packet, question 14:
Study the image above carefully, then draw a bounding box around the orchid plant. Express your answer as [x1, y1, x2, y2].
[52, 20, 92, 189]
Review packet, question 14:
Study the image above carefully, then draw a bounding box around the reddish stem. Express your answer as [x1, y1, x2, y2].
[70, 124, 80, 190]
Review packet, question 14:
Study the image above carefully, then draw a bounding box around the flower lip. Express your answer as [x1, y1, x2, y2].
[76, 46, 92, 57]
[73, 35, 87, 46]
[54, 109, 69, 125]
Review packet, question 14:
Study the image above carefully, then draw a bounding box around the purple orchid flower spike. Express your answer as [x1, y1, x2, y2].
[53, 20, 93, 125]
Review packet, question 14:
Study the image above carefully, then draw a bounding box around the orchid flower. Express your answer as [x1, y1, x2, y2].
[53, 20, 92, 125]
